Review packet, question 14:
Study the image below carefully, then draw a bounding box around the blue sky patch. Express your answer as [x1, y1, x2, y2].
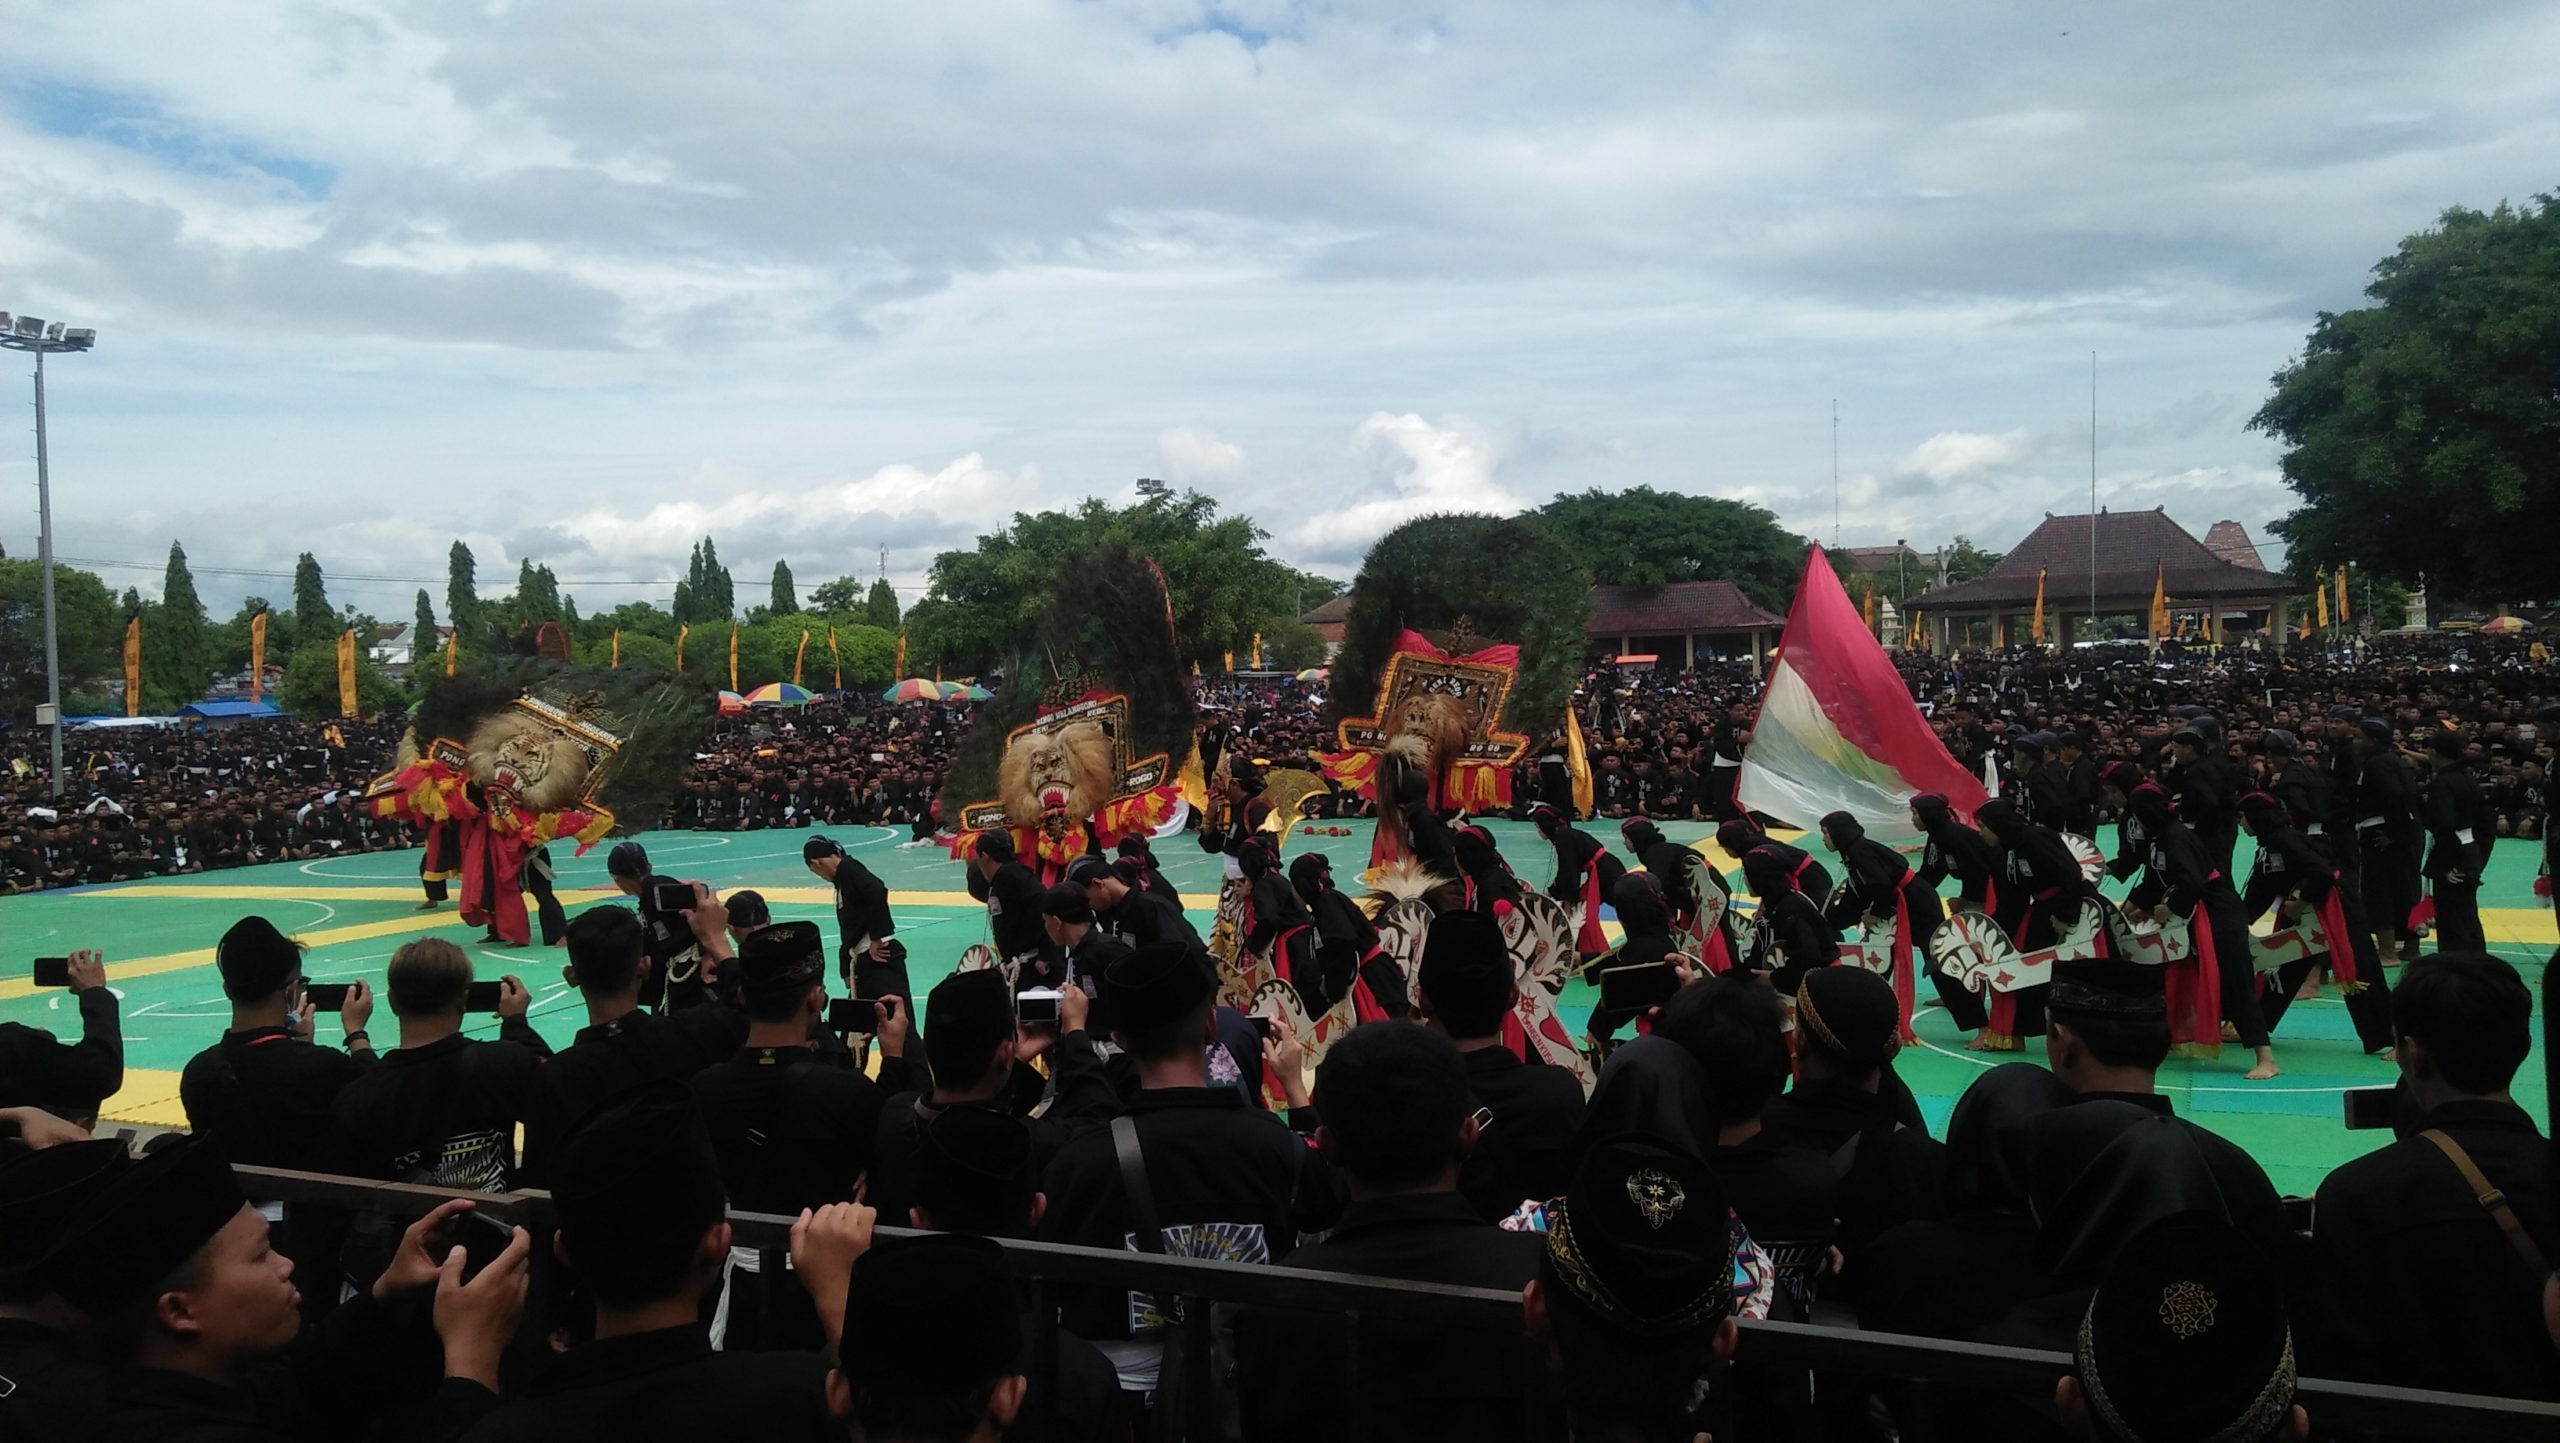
[5, 75, 335, 198]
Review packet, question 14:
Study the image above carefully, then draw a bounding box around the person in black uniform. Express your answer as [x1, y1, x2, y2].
[803, 835, 907, 999]
[603, 842, 697, 1012]
[1818, 809, 1940, 1036]
[1739, 846, 1838, 996]
[1764, 967, 1942, 1301]
[1904, 788, 1996, 1038]
[2050, 731, 2099, 836]
[968, 831, 1053, 972]
[1449, 824, 1523, 916]
[1238, 838, 1331, 1022]
[2539, 702, 2560, 923]
[0, 947, 122, 1127]
[456, 1090, 837, 1443]
[1114, 834, 1177, 900]
[1073, 855, 1199, 950]
[1290, 853, 1407, 1019]
[867, 968, 1118, 1235]
[1039, 944, 1325, 1409]
[1972, 798, 2093, 1050]
[690, 921, 890, 1352]
[2125, 783, 2279, 1080]
[1716, 818, 1834, 911]
[2165, 725, 2241, 875]
[0, 1138, 131, 1429]
[2353, 719, 2425, 963]
[1531, 803, 1626, 961]
[1416, 909, 1586, 1223]
[178, 917, 377, 1313]
[2238, 793, 2394, 1055]
[331, 938, 550, 1194]
[2008, 732, 2065, 831]
[2421, 730, 2489, 954]
[522, 844, 568, 947]
[1236, 1023, 1554, 1441]
[2305, 954, 2556, 1402]
[520, 902, 746, 1186]
[830, 1235, 1040, 1443]
[1583, 873, 1687, 1046]
[1042, 883, 1135, 1007]
[415, 815, 461, 911]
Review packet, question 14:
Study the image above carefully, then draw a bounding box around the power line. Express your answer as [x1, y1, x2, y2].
[53, 555, 937, 591]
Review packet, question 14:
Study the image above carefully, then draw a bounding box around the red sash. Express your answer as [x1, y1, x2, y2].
[2166, 895, 2225, 1049]
[1889, 885, 1917, 1043]
[1573, 854, 1607, 957]
[2314, 880, 2362, 991]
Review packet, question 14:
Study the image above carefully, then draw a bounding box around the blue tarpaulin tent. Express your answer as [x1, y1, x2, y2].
[179, 699, 285, 723]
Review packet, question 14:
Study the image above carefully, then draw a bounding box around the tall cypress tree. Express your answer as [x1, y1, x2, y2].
[292, 553, 333, 651]
[447, 541, 479, 638]
[864, 576, 900, 630]
[412, 590, 437, 666]
[770, 559, 799, 615]
[700, 538, 733, 620]
[141, 541, 215, 706]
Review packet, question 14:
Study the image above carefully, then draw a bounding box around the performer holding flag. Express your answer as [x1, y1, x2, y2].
[1817, 810, 1933, 1041]
[1530, 802, 1624, 961]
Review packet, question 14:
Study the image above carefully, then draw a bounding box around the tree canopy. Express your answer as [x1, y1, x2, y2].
[2254, 194, 2560, 601]
[673, 538, 736, 624]
[291, 553, 334, 652]
[769, 560, 799, 616]
[1534, 486, 1815, 608]
[906, 491, 1317, 673]
[135, 542, 216, 712]
[864, 577, 900, 631]
[0, 559, 118, 722]
[447, 542, 480, 640]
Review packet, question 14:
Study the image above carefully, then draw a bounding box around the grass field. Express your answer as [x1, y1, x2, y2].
[4, 818, 2547, 1198]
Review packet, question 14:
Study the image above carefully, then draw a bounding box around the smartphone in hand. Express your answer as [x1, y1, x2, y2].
[31, 957, 72, 988]
[827, 998, 881, 1033]
[464, 981, 505, 1013]
[1597, 961, 1680, 1012]
[302, 982, 354, 1012]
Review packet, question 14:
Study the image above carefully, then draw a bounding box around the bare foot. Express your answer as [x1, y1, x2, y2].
[1965, 1031, 1996, 1051]
[2246, 1051, 2279, 1081]
[2221, 1022, 2240, 1043]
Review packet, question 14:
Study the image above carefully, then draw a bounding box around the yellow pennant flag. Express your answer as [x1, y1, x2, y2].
[1863, 586, 1879, 634]
[934, 661, 942, 684]
[1251, 631, 1263, 670]
[893, 629, 905, 680]
[2297, 603, 2313, 640]
[2031, 568, 2046, 644]
[794, 628, 810, 686]
[1907, 608, 1925, 652]
[123, 615, 142, 717]
[249, 611, 268, 704]
[729, 624, 740, 693]
[1192, 659, 1202, 678]
[676, 624, 690, 673]
[335, 629, 358, 717]
[2335, 565, 2350, 624]
[443, 628, 456, 678]
[1564, 707, 1595, 819]
[610, 629, 621, 669]
[2316, 581, 2330, 629]
[830, 626, 843, 690]
[1222, 649, 1234, 673]
[2149, 564, 2170, 639]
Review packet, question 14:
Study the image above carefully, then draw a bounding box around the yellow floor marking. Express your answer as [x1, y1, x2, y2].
[98, 1067, 189, 1129]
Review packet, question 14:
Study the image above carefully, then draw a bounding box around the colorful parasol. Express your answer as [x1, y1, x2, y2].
[883, 678, 941, 702]
[745, 681, 814, 707]
[1295, 668, 1328, 682]
[716, 690, 747, 716]
[954, 683, 995, 702]
[939, 680, 973, 700]
[2478, 614, 2533, 634]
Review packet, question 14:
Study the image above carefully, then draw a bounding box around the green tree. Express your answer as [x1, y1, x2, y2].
[911, 491, 1309, 672]
[278, 643, 399, 720]
[291, 553, 333, 652]
[863, 577, 900, 631]
[514, 558, 563, 623]
[770, 560, 799, 616]
[1534, 486, 1814, 607]
[135, 542, 215, 710]
[0, 559, 138, 723]
[446, 541, 480, 639]
[2254, 195, 2560, 600]
[211, 598, 276, 675]
[1938, 536, 2004, 586]
[412, 590, 437, 666]
[807, 576, 864, 615]
[1261, 617, 1328, 670]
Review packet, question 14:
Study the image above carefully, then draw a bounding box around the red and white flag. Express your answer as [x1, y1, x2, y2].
[1738, 546, 1990, 839]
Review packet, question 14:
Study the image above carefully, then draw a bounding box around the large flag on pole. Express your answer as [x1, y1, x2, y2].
[123, 616, 142, 717]
[249, 612, 268, 704]
[2031, 568, 2046, 644]
[2316, 582, 2330, 629]
[2148, 564, 2170, 639]
[2335, 565, 2350, 624]
[1737, 546, 1989, 839]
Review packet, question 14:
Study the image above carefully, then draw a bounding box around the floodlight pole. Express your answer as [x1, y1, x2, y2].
[4, 316, 97, 799]
[34, 346, 59, 797]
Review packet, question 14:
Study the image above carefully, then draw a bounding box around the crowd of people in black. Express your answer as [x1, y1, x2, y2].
[1, 635, 2557, 1442]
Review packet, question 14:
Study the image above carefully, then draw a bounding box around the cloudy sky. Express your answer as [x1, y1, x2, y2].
[4, 1, 2555, 619]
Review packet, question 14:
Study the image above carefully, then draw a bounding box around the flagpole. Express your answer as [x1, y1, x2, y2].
[2088, 351, 2098, 636]
[1831, 399, 1841, 547]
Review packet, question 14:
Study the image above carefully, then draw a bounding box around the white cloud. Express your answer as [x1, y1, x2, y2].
[1289, 412, 1528, 562]
[1156, 426, 1248, 486]
[1900, 429, 2034, 484]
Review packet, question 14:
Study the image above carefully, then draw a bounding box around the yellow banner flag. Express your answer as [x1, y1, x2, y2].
[335, 629, 358, 717]
[2298, 603, 2313, 640]
[1251, 631, 1263, 670]
[2031, 568, 2046, 644]
[610, 629, 620, 669]
[729, 624, 740, 693]
[2149, 564, 2170, 639]
[830, 626, 843, 690]
[676, 624, 689, 673]
[2316, 581, 2330, 629]
[2335, 565, 2350, 624]
[893, 629, 905, 680]
[1222, 649, 1234, 673]
[249, 611, 268, 704]
[1863, 586, 1879, 634]
[794, 628, 810, 686]
[443, 628, 456, 678]
[1907, 608, 1924, 652]
[1564, 707, 1595, 819]
[123, 615, 142, 717]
